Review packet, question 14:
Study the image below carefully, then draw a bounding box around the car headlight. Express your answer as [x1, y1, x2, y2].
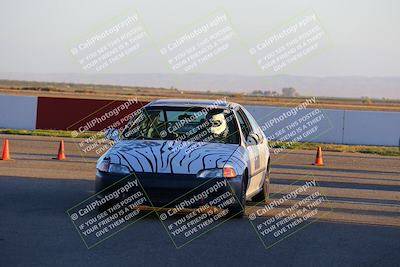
[197, 166, 237, 178]
[197, 168, 223, 178]
[109, 164, 130, 174]
[97, 159, 110, 172]
[97, 160, 130, 174]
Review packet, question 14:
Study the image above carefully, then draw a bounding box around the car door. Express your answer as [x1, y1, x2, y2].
[242, 107, 269, 178]
[236, 107, 267, 197]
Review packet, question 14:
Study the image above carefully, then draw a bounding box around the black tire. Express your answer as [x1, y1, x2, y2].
[252, 162, 271, 203]
[227, 173, 247, 218]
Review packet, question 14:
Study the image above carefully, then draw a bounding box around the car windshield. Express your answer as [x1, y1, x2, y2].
[121, 106, 240, 144]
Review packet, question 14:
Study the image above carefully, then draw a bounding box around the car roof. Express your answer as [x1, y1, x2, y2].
[147, 99, 240, 109]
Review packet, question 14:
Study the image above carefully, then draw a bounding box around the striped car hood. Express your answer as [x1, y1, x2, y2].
[105, 140, 240, 175]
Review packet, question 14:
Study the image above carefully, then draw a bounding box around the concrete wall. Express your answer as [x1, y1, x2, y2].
[245, 105, 339, 143]
[0, 95, 37, 130]
[0, 95, 399, 146]
[343, 110, 400, 146]
[245, 104, 400, 147]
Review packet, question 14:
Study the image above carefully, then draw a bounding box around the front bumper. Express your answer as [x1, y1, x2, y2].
[95, 170, 243, 207]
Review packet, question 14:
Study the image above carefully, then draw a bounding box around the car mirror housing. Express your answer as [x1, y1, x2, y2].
[246, 132, 261, 145]
[104, 128, 120, 142]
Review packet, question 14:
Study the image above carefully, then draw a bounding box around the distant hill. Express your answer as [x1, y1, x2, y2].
[0, 72, 399, 99]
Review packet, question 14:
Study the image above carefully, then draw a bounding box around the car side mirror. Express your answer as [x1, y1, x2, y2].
[104, 128, 120, 142]
[246, 132, 261, 145]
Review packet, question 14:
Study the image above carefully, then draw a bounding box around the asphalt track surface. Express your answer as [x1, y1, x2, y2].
[1, 134, 400, 266]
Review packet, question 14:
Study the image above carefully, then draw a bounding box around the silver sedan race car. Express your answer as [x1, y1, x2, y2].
[95, 99, 271, 217]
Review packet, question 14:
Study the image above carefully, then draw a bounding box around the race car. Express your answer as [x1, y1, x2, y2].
[95, 99, 271, 217]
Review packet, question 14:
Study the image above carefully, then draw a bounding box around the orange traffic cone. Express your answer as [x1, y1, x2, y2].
[312, 146, 324, 166]
[56, 140, 66, 160]
[1, 139, 11, 160]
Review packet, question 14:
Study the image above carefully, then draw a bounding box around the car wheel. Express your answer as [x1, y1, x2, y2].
[252, 164, 271, 203]
[227, 175, 247, 218]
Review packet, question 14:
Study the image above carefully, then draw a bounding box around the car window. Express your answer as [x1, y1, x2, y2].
[236, 108, 253, 139]
[242, 108, 262, 136]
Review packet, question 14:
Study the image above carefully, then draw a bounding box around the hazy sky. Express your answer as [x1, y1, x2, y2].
[0, 0, 399, 77]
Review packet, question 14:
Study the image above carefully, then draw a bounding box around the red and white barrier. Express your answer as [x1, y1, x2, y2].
[0, 94, 399, 146]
